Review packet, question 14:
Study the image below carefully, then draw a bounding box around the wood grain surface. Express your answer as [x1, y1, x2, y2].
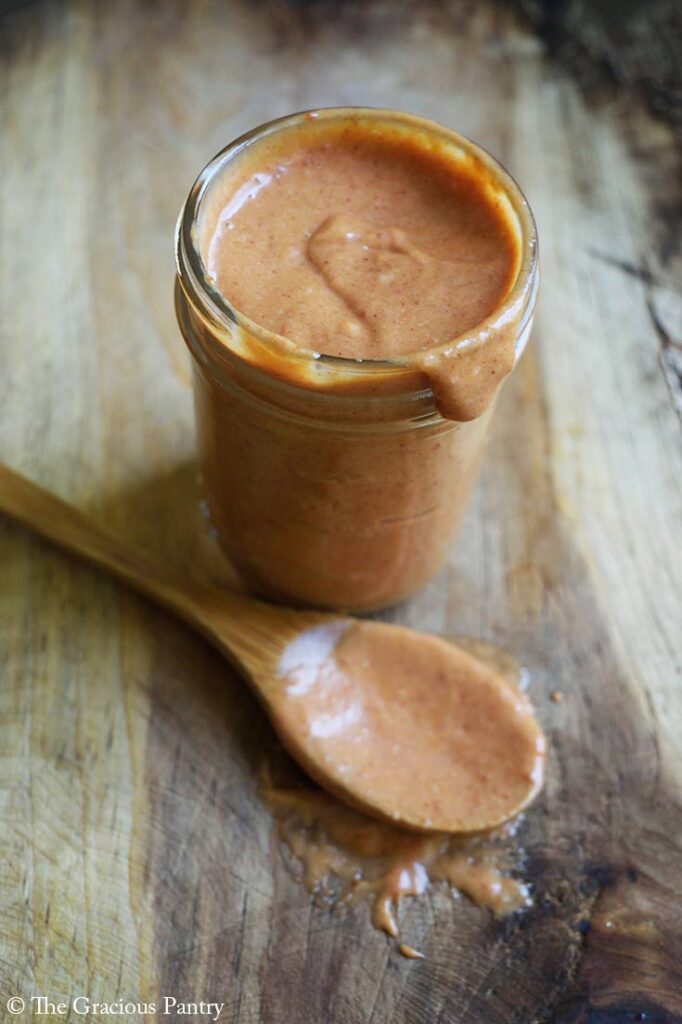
[1, 1, 681, 1021]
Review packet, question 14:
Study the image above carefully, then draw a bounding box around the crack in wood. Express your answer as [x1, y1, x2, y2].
[647, 296, 682, 420]
[587, 248, 682, 422]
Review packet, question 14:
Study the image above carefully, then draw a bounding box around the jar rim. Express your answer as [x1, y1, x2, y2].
[175, 106, 538, 382]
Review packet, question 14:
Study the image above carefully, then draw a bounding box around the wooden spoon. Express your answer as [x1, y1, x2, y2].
[0, 463, 545, 833]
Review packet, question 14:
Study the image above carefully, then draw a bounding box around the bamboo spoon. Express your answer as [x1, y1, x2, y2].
[0, 463, 545, 833]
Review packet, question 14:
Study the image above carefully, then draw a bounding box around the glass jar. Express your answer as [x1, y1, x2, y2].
[175, 108, 538, 612]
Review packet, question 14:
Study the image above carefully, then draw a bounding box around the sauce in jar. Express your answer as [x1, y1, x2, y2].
[176, 108, 538, 610]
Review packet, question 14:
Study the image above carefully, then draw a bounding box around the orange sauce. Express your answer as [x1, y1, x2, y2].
[273, 622, 546, 833]
[262, 777, 531, 957]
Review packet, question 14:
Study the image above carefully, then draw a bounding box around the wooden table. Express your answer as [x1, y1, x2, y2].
[2, 2, 681, 1020]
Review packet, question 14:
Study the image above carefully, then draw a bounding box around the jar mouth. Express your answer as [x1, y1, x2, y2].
[175, 106, 538, 381]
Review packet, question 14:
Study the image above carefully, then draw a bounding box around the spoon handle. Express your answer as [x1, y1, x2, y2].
[0, 463, 293, 669]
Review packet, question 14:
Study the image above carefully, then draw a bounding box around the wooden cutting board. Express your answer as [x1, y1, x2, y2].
[1, 1, 681, 1020]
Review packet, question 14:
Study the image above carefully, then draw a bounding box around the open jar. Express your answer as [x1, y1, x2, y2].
[175, 108, 538, 612]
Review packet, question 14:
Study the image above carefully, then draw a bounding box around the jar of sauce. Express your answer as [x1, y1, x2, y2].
[175, 108, 538, 611]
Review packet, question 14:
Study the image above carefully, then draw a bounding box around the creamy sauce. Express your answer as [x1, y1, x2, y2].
[262, 776, 532, 955]
[273, 621, 546, 833]
[443, 635, 529, 690]
[203, 118, 523, 422]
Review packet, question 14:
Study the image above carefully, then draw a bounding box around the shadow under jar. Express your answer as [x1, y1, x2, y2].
[175, 108, 538, 612]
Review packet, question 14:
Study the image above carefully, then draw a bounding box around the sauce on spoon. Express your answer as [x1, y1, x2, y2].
[273, 621, 546, 833]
